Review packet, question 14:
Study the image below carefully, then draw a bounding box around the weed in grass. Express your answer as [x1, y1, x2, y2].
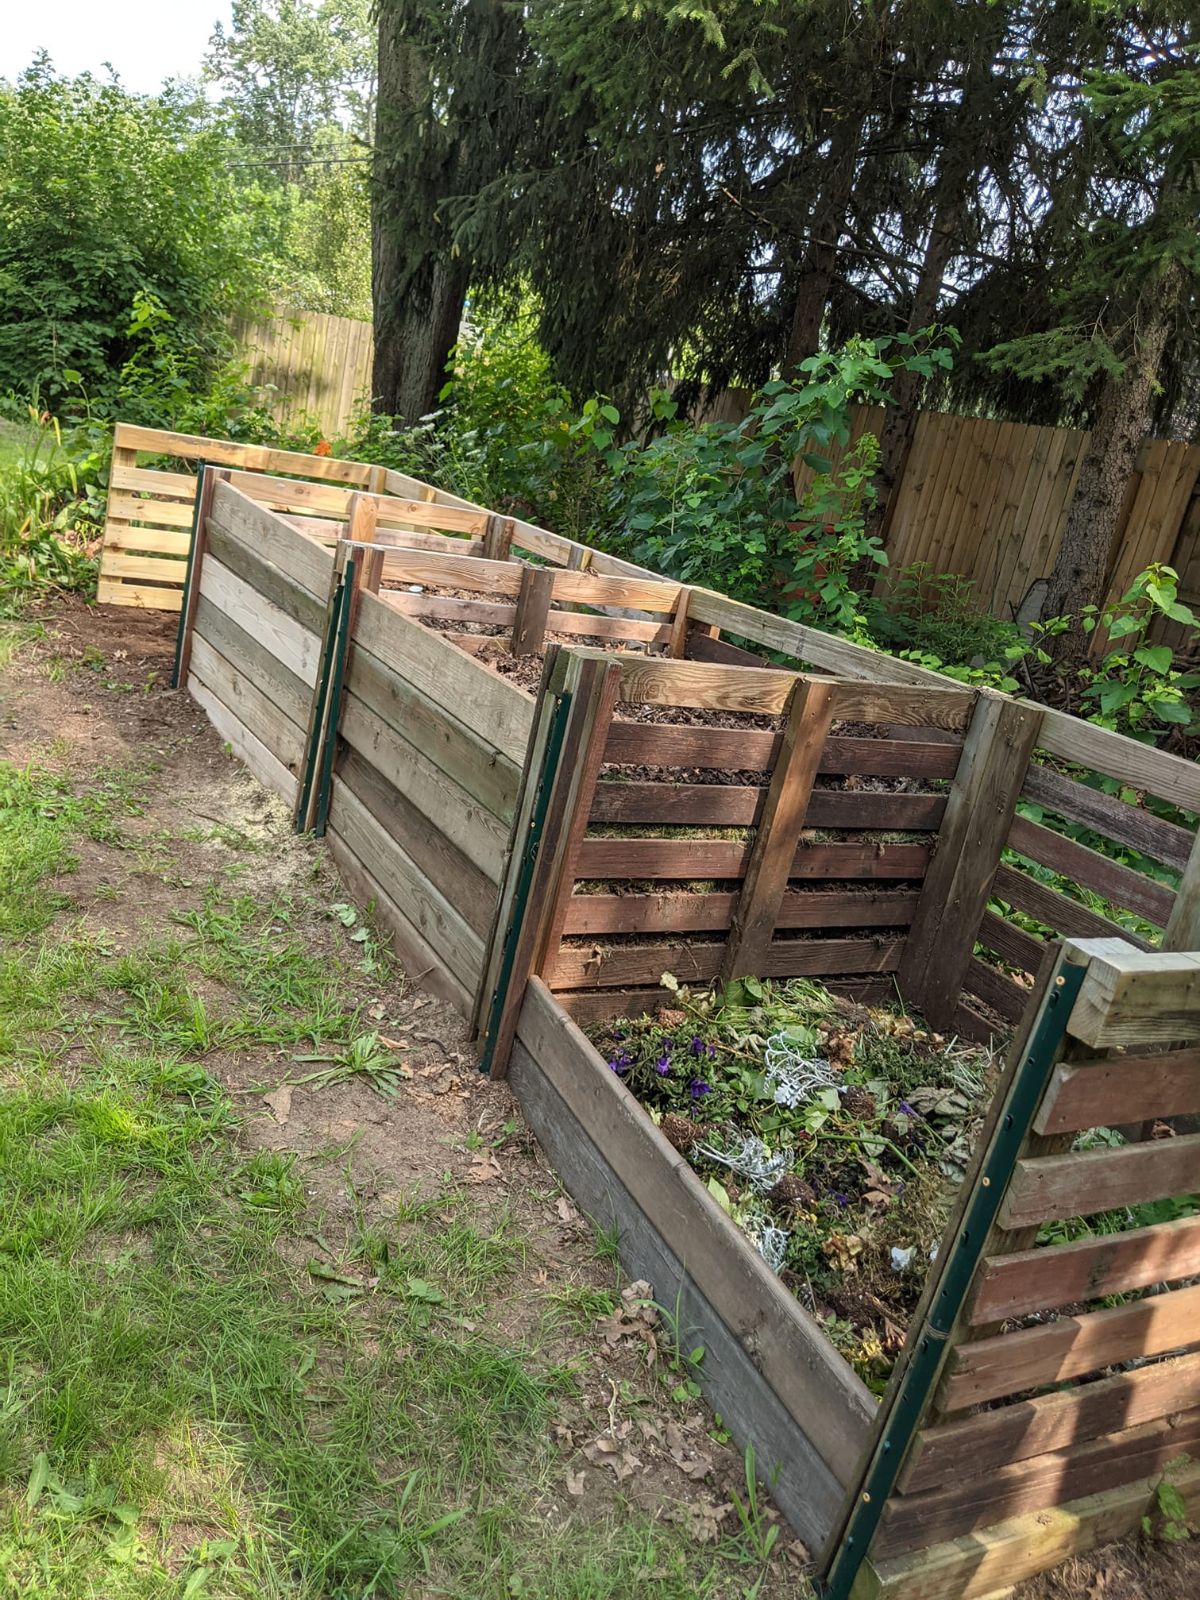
[292, 1031, 411, 1098]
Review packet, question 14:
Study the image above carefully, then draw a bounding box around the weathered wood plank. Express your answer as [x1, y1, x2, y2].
[104, 527, 193, 558]
[1000, 1132, 1200, 1227]
[1034, 1046, 1200, 1135]
[325, 825, 472, 1017]
[337, 748, 497, 940]
[961, 957, 1030, 1024]
[1066, 941, 1200, 1047]
[187, 675, 296, 803]
[1037, 710, 1200, 816]
[877, 1407, 1200, 1555]
[939, 1282, 1200, 1409]
[100, 552, 189, 583]
[196, 557, 321, 687]
[107, 490, 195, 529]
[574, 838, 932, 881]
[211, 479, 335, 599]
[359, 590, 534, 768]
[602, 723, 962, 778]
[1021, 761, 1194, 873]
[855, 1457, 1200, 1600]
[116, 422, 377, 485]
[723, 680, 837, 979]
[900, 1350, 1200, 1494]
[327, 774, 484, 991]
[562, 888, 920, 936]
[339, 691, 509, 883]
[346, 645, 521, 827]
[1008, 814, 1175, 928]
[970, 1215, 1200, 1325]
[512, 566, 555, 656]
[976, 909, 1044, 974]
[513, 979, 874, 1488]
[548, 937, 903, 989]
[898, 693, 1043, 1029]
[588, 781, 946, 831]
[193, 593, 312, 730]
[96, 578, 183, 610]
[204, 518, 327, 636]
[1165, 832, 1200, 951]
[189, 634, 304, 773]
[991, 864, 1151, 950]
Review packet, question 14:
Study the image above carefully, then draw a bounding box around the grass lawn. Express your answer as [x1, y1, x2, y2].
[0, 616, 807, 1600]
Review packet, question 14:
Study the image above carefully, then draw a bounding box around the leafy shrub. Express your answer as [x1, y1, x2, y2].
[868, 563, 1023, 663]
[0, 61, 271, 409]
[598, 332, 957, 638]
[0, 410, 101, 613]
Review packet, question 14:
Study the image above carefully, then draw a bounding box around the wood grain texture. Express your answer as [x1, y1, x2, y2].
[547, 937, 903, 989]
[346, 644, 521, 825]
[196, 557, 321, 688]
[970, 1215, 1200, 1325]
[900, 1350, 1200, 1494]
[562, 888, 920, 936]
[574, 838, 931, 881]
[327, 774, 485, 991]
[1033, 1047, 1200, 1135]
[337, 747, 497, 940]
[204, 518, 327, 636]
[877, 1407, 1200, 1555]
[722, 680, 837, 979]
[188, 633, 304, 773]
[325, 825, 472, 1017]
[339, 690, 509, 883]
[187, 675, 296, 803]
[1007, 814, 1175, 928]
[939, 1282, 1200, 1409]
[588, 781, 946, 831]
[1165, 832, 1200, 951]
[193, 593, 312, 730]
[991, 864, 1151, 951]
[1021, 762, 1194, 873]
[1065, 943, 1200, 1047]
[856, 1456, 1200, 1600]
[512, 566, 555, 656]
[357, 590, 534, 768]
[962, 957, 1030, 1024]
[1000, 1132, 1200, 1227]
[899, 693, 1043, 1028]
[210, 479, 334, 599]
[602, 723, 961, 777]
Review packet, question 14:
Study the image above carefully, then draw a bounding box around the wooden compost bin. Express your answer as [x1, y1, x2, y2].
[111, 429, 1200, 1599]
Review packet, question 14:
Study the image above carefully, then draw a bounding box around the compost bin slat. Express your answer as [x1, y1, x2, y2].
[1033, 1045, 1200, 1134]
[1020, 761, 1195, 872]
[574, 838, 932, 880]
[547, 936, 903, 988]
[1008, 815, 1175, 928]
[1000, 1132, 1200, 1227]
[602, 723, 962, 777]
[561, 888, 921, 935]
[197, 558, 321, 687]
[969, 1214, 1200, 1326]
[588, 781, 946, 830]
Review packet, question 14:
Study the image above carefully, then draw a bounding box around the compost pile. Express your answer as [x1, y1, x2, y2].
[586, 977, 998, 1393]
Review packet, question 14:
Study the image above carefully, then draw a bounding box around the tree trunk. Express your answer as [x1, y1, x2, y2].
[783, 116, 862, 373]
[370, 14, 469, 422]
[869, 191, 962, 544]
[1042, 274, 1179, 639]
[371, 243, 469, 422]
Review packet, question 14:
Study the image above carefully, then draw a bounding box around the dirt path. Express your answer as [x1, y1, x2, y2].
[1, 596, 1194, 1600]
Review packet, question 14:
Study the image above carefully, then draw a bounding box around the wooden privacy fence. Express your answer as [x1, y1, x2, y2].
[117, 427, 1200, 1597]
[229, 308, 373, 438]
[794, 405, 1200, 630]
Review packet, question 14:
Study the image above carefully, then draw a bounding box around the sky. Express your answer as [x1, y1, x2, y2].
[1, 1, 234, 94]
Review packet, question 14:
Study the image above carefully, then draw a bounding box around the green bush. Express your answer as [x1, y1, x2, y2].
[0, 410, 101, 613]
[0, 61, 271, 410]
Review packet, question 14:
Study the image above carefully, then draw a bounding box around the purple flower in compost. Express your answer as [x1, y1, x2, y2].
[833, 1192, 850, 1208]
[654, 1052, 672, 1076]
[689, 1036, 706, 1057]
[898, 1100, 918, 1118]
[689, 1078, 712, 1100]
[607, 1048, 633, 1076]
[706, 1042, 717, 1059]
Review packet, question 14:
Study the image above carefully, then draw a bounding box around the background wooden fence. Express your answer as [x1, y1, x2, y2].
[229, 308, 373, 438]
[794, 405, 1200, 632]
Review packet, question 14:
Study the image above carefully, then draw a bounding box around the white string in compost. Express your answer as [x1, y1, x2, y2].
[762, 1031, 836, 1108]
